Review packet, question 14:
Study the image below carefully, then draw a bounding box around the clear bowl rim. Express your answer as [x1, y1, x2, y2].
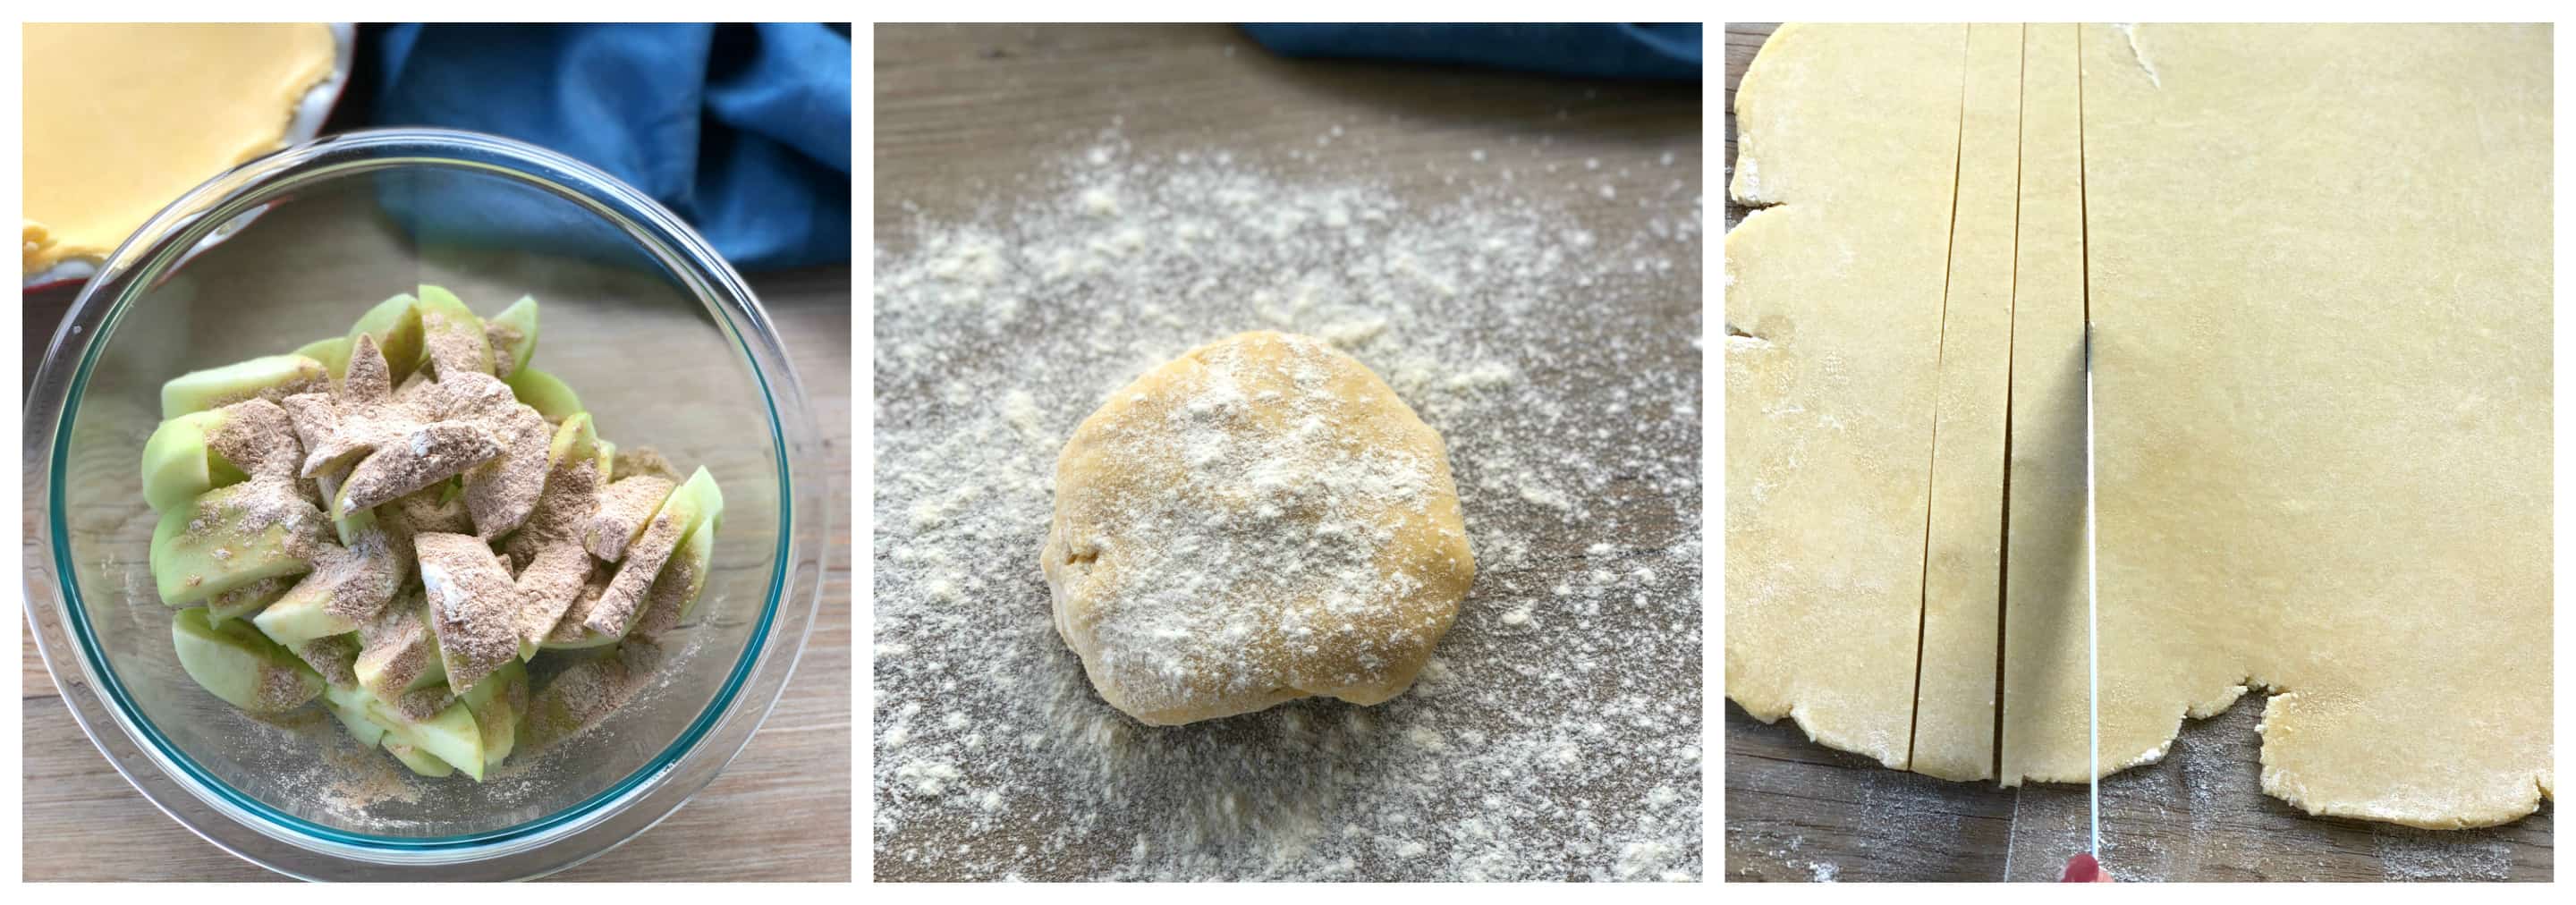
[21, 127, 830, 879]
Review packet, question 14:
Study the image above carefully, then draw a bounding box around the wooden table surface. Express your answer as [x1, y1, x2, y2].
[21, 254, 852, 880]
[1721, 21, 2552, 882]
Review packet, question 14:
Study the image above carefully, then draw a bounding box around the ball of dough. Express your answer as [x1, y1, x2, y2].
[1041, 331, 1476, 725]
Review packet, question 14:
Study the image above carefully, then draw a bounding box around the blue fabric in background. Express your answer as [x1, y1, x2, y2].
[1241, 23, 1701, 81]
[367, 23, 851, 271]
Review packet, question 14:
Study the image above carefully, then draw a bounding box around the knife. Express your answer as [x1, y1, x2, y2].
[2084, 322, 2100, 857]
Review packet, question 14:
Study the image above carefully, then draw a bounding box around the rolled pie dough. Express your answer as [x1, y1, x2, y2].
[1727, 23, 2553, 828]
[1725, 23, 1964, 769]
[1042, 332, 1476, 726]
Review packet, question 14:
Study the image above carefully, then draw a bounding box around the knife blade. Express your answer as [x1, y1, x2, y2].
[2084, 322, 2100, 856]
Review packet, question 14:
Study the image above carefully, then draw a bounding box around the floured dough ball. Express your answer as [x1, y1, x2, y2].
[1042, 331, 1476, 725]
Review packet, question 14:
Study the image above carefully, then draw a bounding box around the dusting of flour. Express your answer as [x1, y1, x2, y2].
[874, 130, 1703, 880]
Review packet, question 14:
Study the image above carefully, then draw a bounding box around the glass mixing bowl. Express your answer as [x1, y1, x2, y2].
[21, 129, 830, 880]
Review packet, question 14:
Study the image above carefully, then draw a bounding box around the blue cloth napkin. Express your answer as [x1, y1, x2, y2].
[1241, 23, 1701, 81]
[367, 23, 851, 271]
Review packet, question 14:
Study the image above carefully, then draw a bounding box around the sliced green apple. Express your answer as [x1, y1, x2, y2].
[321, 682, 389, 749]
[502, 367, 584, 423]
[633, 518, 716, 638]
[151, 479, 322, 605]
[291, 633, 362, 688]
[383, 739, 455, 778]
[292, 336, 353, 379]
[141, 410, 248, 512]
[251, 580, 360, 647]
[487, 295, 538, 376]
[540, 627, 623, 651]
[345, 292, 425, 385]
[584, 475, 675, 562]
[317, 469, 362, 541]
[354, 591, 445, 700]
[207, 574, 290, 623]
[159, 354, 327, 420]
[551, 413, 599, 470]
[672, 466, 725, 530]
[362, 692, 487, 781]
[331, 421, 503, 515]
[385, 478, 472, 537]
[415, 284, 494, 377]
[588, 468, 724, 637]
[541, 570, 622, 651]
[171, 607, 322, 714]
[457, 659, 527, 769]
[416, 531, 521, 692]
[254, 522, 402, 647]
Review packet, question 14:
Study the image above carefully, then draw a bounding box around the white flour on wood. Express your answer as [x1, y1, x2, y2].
[875, 129, 1703, 880]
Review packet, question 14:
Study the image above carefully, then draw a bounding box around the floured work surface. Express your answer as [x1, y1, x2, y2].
[1724, 22, 2550, 878]
[877, 25, 1702, 880]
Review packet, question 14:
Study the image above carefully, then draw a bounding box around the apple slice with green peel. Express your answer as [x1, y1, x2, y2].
[382, 734, 456, 778]
[632, 518, 716, 639]
[501, 367, 584, 423]
[207, 575, 290, 623]
[540, 630, 623, 651]
[292, 336, 352, 379]
[354, 590, 445, 700]
[385, 478, 472, 537]
[588, 468, 724, 637]
[345, 292, 425, 385]
[415, 284, 495, 377]
[151, 478, 324, 605]
[540, 627, 623, 651]
[542, 570, 622, 650]
[159, 354, 328, 420]
[255, 520, 403, 647]
[316, 467, 360, 540]
[550, 413, 601, 478]
[504, 414, 606, 655]
[585, 475, 674, 562]
[322, 682, 388, 749]
[251, 579, 361, 646]
[292, 633, 362, 688]
[171, 607, 323, 714]
[330, 420, 504, 515]
[457, 659, 527, 768]
[141, 410, 250, 512]
[361, 692, 487, 780]
[416, 532, 522, 692]
[487, 295, 538, 377]
[462, 401, 551, 542]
